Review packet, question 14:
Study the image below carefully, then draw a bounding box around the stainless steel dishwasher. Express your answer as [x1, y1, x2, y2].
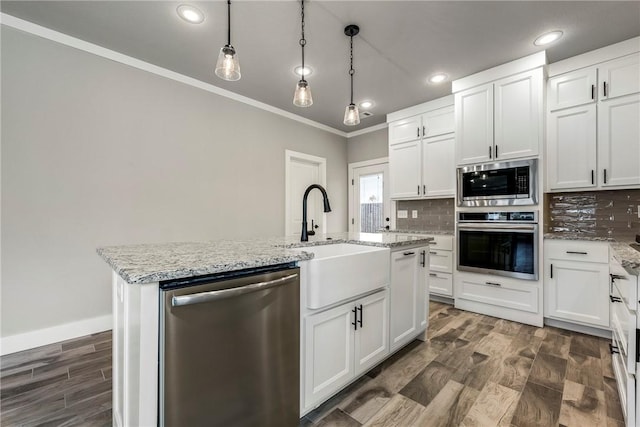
[159, 265, 300, 427]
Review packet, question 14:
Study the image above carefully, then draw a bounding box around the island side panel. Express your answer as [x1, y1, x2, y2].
[112, 271, 159, 427]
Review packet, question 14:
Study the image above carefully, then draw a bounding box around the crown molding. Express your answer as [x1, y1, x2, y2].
[346, 122, 388, 138]
[0, 13, 348, 138]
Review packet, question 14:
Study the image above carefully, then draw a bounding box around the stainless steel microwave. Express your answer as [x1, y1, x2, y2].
[457, 159, 538, 207]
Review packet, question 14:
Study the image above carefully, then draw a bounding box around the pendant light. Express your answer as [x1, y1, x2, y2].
[293, 0, 313, 107]
[215, 0, 241, 81]
[343, 25, 360, 126]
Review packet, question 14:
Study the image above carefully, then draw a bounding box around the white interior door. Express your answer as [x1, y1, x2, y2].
[349, 159, 390, 233]
[285, 150, 327, 236]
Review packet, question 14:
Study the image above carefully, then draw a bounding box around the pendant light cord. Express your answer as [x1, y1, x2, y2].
[299, 0, 306, 81]
[349, 34, 355, 105]
[227, 0, 231, 46]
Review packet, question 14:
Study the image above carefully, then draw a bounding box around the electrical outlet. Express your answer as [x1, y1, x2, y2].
[412, 210, 418, 219]
[397, 210, 408, 219]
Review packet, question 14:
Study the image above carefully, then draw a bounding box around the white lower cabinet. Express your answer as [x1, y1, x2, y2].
[454, 271, 542, 326]
[544, 240, 610, 328]
[390, 247, 428, 352]
[303, 289, 389, 409]
[426, 235, 454, 298]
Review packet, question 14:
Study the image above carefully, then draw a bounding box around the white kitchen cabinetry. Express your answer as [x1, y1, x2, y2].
[609, 253, 638, 427]
[599, 93, 640, 187]
[547, 51, 640, 191]
[387, 97, 455, 200]
[455, 67, 543, 165]
[544, 240, 610, 328]
[547, 104, 597, 189]
[389, 140, 421, 199]
[390, 246, 428, 352]
[454, 271, 542, 326]
[303, 289, 389, 409]
[426, 235, 454, 298]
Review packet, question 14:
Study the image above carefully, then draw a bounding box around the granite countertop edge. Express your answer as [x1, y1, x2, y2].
[97, 232, 434, 285]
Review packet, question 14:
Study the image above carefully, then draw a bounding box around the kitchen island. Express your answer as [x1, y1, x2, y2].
[97, 232, 433, 426]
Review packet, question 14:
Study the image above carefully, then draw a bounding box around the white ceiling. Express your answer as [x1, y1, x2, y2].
[2, 1, 639, 133]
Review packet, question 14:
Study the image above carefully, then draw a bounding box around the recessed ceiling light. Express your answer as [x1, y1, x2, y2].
[294, 66, 313, 77]
[428, 73, 448, 84]
[534, 30, 563, 46]
[359, 100, 374, 109]
[177, 4, 205, 24]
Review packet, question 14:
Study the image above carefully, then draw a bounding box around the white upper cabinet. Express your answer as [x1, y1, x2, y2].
[548, 67, 597, 111]
[422, 106, 455, 138]
[422, 134, 456, 197]
[389, 140, 421, 198]
[547, 50, 640, 191]
[455, 83, 493, 165]
[389, 116, 421, 145]
[599, 94, 640, 187]
[387, 97, 455, 200]
[599, 53, 640, 100]
[547, 104, 597, 189]
[455, 65, 543, 165]
[493, 68, 542, 160]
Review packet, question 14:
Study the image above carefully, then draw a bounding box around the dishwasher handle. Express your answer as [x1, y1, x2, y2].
[172, 273, 298, 307]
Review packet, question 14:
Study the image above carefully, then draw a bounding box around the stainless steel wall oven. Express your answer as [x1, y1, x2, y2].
[457, 211, 538, 280]
[457, 159, 538, 207]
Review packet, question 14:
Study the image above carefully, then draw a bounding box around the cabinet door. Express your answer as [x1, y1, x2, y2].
[599, 53, 640, 101]
[304, 304, 355, 407]
[389, 140, 421, 199]
[548, 67, 597, 111]
[389, 116, 421, 145]
[455, 83, 493, 165]
[545, 259, 610, 327]
[390, 248, 426, 352]
[422, 134, 455, 197]
[422, 106, 454, 138]
[547, 104, 597, 190]
[428, 272, 453, 297]
[354, 291, 389, 376]
[599, 94, 640, 187]
[494, 68, 542, 161]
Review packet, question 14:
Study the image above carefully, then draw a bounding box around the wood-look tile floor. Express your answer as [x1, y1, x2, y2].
[1, 330, 112, 426]
[0, 302, 624, 426]
[301, 302, 625, 427]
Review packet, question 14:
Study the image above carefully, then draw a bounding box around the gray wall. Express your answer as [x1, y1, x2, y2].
[347, 128, 388, 164]
[1, 27, 348, 337]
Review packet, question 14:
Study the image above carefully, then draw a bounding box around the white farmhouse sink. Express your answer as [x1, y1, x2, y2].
[290, 243, 390, 309]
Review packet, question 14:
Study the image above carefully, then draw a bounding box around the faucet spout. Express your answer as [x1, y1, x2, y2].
[301, 184, 332, 242]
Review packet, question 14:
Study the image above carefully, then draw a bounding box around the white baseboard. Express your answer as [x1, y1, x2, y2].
[0, 314, 113, 356]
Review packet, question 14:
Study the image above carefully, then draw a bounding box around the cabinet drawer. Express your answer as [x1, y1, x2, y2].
[428, 272, 452, 297]
[611, 282, 636, 375]
[545, 240, 609, 263]
[612, 343, 636, 427]
[456, 274, 538, 313]
[429, 249, 453, 273]
[427, 235, 453, 251]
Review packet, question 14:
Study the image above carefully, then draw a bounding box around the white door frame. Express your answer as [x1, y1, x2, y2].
[285, 150, 327, 236]
[348, 157, 395, 233]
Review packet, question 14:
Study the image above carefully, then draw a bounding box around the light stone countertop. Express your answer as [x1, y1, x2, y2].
[544, 232, 640, 276]
[97, 232, 434, 284]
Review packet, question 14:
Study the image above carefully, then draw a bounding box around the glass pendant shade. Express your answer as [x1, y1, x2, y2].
[215, 45, 241, 81]
[343, 103, 360, 126]
[293, 80, 313, 107]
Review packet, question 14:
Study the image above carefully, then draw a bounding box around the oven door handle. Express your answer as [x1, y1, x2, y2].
[457, 223, 537, 231]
